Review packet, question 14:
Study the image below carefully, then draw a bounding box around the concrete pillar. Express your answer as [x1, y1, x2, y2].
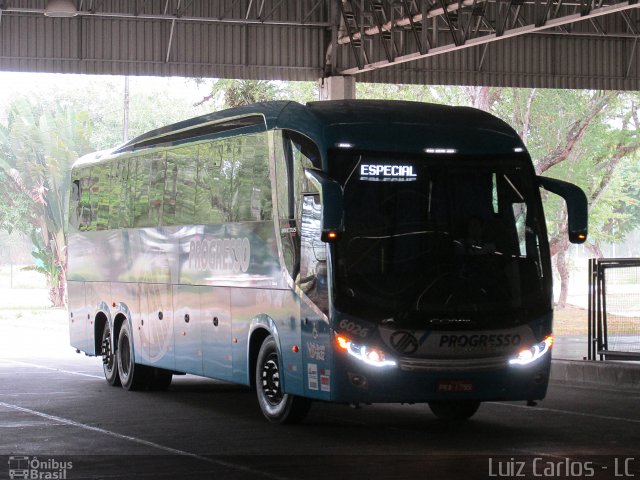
[319, 76, 356, 100]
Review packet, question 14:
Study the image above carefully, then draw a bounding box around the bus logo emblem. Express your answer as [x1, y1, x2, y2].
[390, 331, 419, 354]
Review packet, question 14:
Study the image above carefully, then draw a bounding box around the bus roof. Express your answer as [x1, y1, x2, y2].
[73, 100, 525, 168]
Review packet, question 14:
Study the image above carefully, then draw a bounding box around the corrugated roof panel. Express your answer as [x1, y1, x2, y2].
[0, 4, 637, 90]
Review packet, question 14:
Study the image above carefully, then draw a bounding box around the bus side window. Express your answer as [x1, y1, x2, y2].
[92, 163, 111, 231]
[149, 152, 166, 227]
[79, 173, 92, 230]
[132, 156, 151, 228]
[216, 132, 271, 223]
[298, 194, 328, 314]
[275, 132, 298, 278]
[195, 141, 224, 225]
[275, 129, 321, 282]
[248, 132, 272, 221]
[69, 179, 81, 229]
[163, 150, 179, 226]
[174, 146, 198, 226]
[109, 159, 130, 229]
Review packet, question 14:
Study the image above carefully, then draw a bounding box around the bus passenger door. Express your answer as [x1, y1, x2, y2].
[173, 286, 203, 376]
[298, 194, 329, 314]
[299, 194, 332, 400]
[202, 287, 233, 381]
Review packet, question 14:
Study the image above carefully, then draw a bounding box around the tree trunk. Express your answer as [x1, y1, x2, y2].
[555, 246, 570, 309]
[48, 269, 66, 308]
[535, 92, 616, 175]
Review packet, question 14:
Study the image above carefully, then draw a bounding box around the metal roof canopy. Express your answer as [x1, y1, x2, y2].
[0, 0, 638, 90]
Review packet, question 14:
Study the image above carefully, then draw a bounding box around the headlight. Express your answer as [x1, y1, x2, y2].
[509, 336, 553, 366]
[335, 334, 397, 368]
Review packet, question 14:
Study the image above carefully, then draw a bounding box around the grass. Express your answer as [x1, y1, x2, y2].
[0, 265, 62, 326]
[553, 306, 589, 336]
[0, 263, 634, 337]
[0, 264, 46, 289]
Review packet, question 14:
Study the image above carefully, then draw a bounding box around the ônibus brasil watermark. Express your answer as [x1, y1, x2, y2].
[8, 456, 73, 479]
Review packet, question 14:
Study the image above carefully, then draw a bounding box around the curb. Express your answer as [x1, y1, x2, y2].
[550, 359, 640, 390]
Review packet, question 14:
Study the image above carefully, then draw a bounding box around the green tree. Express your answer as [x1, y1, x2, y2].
[356, 84, 640, 307]
[0, 99, 94, 307]
[196, 79, 318, 109]
[200, 79, 282, 108]
[464, 88, 640, 307]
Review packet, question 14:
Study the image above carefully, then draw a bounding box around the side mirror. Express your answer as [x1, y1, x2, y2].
[538, 176, 588, 244]
[304, 169, 344, 242]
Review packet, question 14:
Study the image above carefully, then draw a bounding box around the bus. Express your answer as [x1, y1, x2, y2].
[67, 100, 588, 423]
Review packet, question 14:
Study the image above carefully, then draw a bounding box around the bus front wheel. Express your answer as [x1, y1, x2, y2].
[101, 322, 121, 387]
[116, 321, 149, 391]
[428, 400, 480, 420]
[255, 336, 311, 424]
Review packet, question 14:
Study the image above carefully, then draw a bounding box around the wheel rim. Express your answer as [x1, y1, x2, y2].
[260, 352, 283, 405]
[102, 330, 115, 374]
[120, 333, 131, 378]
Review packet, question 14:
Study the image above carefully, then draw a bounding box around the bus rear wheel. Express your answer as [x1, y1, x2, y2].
[255, 336, 311, 424]
[428, 400, 480, 420]
[101, 322, 121, 387]
[116, 321, 150, 391]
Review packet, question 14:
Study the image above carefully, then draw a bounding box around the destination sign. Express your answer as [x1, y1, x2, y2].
[360, 164, 417, 178]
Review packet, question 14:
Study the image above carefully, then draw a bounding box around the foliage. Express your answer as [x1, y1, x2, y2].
[20, 76, 211, 150]
[0, 170, 33, 234]
[198, 79, 318, 109]
[1, 73, 638, 312]
[355, 83, 640, 307]
[0, 76, 211, 306]
[0, 98, 94, 306]
[22, 231, 63, 291]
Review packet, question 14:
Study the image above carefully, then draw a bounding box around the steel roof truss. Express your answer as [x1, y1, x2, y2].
[340, 0, 367, 69]
[339, 0, 640, 75]
[369, 0, 397, 61]
[439, 0, 462, 44]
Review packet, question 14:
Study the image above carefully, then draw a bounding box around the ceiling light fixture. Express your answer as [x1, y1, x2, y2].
[45, 0, 78, 18]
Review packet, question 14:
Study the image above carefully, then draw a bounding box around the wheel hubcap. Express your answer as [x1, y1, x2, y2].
[102, 334, 114, 369]
[261, 353, 282, 405]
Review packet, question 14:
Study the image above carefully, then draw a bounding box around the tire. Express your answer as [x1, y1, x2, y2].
[428, 400, 481, 420]
[255, 336, 311, 424]
[101, 322, 121, 387]
[116, 321, 149, 391]
[147, 368, 173, 391]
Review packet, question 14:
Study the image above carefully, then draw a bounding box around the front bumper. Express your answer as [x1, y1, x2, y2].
[330, 352, 551, 404]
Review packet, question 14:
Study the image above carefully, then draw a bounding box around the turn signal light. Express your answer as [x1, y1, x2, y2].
[321, 230, 341, 242]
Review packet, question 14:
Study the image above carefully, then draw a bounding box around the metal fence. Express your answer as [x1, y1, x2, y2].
[588, 258, 640, 361]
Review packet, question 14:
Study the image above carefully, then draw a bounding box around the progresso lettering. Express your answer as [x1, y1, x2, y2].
[360, 164, 417, 178]
[439, 334, 522, 348]
[189, 238, 251, 273]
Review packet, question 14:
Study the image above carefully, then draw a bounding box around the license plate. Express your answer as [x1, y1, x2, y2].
[437, 380, 474, 393]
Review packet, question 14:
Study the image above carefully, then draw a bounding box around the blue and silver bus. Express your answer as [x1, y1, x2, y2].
[68, 100, 587, 423]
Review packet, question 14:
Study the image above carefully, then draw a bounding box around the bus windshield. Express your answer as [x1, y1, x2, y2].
[329, 151, 549, 329]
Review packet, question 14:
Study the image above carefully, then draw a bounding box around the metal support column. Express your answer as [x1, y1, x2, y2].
[319, 76, 356, 100]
